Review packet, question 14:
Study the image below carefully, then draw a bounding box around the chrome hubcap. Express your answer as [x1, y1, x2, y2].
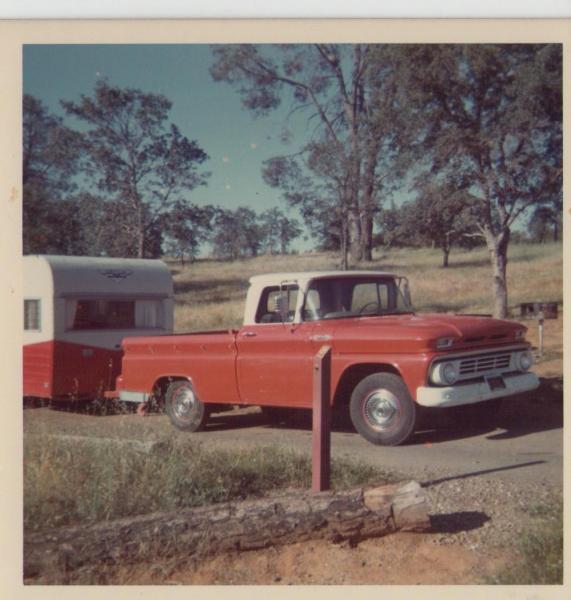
[174, 386, 196, 419]
[363, 389, 399, 431]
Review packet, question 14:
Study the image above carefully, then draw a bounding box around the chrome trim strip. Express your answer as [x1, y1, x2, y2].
[119, 390, 149, 403]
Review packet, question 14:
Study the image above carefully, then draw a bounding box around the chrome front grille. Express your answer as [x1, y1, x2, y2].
[458, 352, 512, 376]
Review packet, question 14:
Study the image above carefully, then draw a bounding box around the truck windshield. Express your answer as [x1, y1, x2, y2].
[302, 277, 413, 321]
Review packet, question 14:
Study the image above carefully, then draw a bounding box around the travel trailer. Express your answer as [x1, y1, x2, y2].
[23, 255, 174, 401]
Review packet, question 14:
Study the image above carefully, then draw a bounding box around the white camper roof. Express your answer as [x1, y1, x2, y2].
[23, 255, 174, 298]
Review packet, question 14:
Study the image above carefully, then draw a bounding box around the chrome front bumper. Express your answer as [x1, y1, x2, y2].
[416, 372, 540, 408]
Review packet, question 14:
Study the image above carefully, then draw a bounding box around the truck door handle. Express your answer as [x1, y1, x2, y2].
[242, 332, 257, 338]
[310, 334, 332, 342]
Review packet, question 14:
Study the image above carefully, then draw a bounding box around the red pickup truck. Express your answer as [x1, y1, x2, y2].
[114, 271, 539, 446]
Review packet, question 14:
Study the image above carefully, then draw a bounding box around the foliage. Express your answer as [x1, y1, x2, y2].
[399, 184, 483, 266]
[528, 199, 562, 243]
[376, 204, 407, 249]
[259, 207, 303, 255]
[211, 44, 408, 267]
[398, 44, 562, 316]
[262, 150, 344, 253]
[23, 95, 84, 254]
[211, 207, 263, 260]
[210, 206, 301, 260]
[161, 201, 216, 264]
[62, 81, 210, 258]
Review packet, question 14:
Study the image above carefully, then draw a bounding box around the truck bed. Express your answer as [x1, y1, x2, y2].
[118, 330, 241, 405]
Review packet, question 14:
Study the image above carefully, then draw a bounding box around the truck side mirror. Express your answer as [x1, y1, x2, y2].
[403, 282, 411, 307]
[399, 278, 412, 308]
[272, 293, 289, 322]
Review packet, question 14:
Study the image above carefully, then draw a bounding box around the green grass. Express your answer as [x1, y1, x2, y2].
[487, 499, 563, 585]
[170, 242, 563, 332]
[24, 433, 390, 532]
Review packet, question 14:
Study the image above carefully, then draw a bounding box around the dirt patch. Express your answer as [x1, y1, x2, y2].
[77, 532, 508, 585]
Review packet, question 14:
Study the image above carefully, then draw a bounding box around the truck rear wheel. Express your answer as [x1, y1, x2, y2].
[165, 380, 209, 432]
[349, 373, 417, 446]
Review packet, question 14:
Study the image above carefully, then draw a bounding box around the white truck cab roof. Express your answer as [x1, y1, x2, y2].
[249, 270, 396, 286]
[244, 270, 399, 326]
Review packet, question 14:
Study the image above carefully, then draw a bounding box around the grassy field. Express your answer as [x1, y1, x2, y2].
[24, 434, 388, 533]
[170, 242, 563, 332]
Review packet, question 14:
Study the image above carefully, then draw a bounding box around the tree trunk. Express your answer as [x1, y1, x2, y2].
[24, 481, 429, 579]
[442, 248, 449, 268]
[136, 206, 145, 259]
[359, 211, 374, 262]
[484, 227, 510, 319]
[348, 206, 362, 263]
[340, 216, 349, 271]
[441, 232, 451, 268]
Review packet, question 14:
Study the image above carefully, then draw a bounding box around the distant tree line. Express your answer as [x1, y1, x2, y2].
[23, 82, 302, 264]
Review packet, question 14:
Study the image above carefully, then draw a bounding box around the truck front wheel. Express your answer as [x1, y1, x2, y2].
[165, 380, 209, 432]
[349, 373, 417, 446]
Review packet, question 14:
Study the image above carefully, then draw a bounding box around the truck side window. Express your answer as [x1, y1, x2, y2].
[255, 286, 299, 323]
[24, 299, 41, 331]
[351, 282, 390, 312]
[352, 283, 379, 311]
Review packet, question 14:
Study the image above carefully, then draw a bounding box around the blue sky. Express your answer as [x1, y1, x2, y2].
[23, 44, 315, 246]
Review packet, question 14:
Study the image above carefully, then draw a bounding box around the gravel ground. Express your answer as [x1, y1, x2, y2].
[421, 473, 561, 550]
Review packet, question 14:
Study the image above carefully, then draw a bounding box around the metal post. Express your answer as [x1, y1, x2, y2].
[312, 345, 332, 493]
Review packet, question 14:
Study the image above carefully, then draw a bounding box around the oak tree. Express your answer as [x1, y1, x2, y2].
[62, 81, 210, 258]
[259, 207, 302, 255]
[401, 44, 562, 317]
[23, 95, 83, 254]
[211, 44, 404, 266]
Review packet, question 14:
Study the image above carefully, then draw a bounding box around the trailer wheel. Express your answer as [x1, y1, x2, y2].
[165, 380, 209, 432]
[349, 373, 417, 446]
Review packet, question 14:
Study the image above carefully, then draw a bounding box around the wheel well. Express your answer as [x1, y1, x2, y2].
[152, 376, 189, 400]
[152, 377, 230, 413]
[333, 364, 402, 407]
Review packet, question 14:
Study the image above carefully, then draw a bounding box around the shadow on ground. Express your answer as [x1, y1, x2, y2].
[205, 376, 563, 446]
[25, 377, 562, 447]
[429, 511, 490, 534]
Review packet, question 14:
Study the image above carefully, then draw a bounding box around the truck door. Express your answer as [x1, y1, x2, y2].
[236, 284, 315, 409]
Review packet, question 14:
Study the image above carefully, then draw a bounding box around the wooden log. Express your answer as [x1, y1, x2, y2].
[24, 480, 430, 578]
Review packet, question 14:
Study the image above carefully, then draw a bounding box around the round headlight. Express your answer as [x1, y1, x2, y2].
[431, 361, 459, 385]
[442, 362, 459, 385]
[517, 350, 534, 371]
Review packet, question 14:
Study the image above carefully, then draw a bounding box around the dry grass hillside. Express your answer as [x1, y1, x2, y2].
[169, 242, 563, 332]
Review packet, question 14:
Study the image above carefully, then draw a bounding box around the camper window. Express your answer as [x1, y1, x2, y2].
[68, 299, 163, 330]
[24, 299, 41, 331]
[71, 300, 136, 330]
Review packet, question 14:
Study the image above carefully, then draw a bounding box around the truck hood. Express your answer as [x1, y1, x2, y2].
[327, 312, 526, 353]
